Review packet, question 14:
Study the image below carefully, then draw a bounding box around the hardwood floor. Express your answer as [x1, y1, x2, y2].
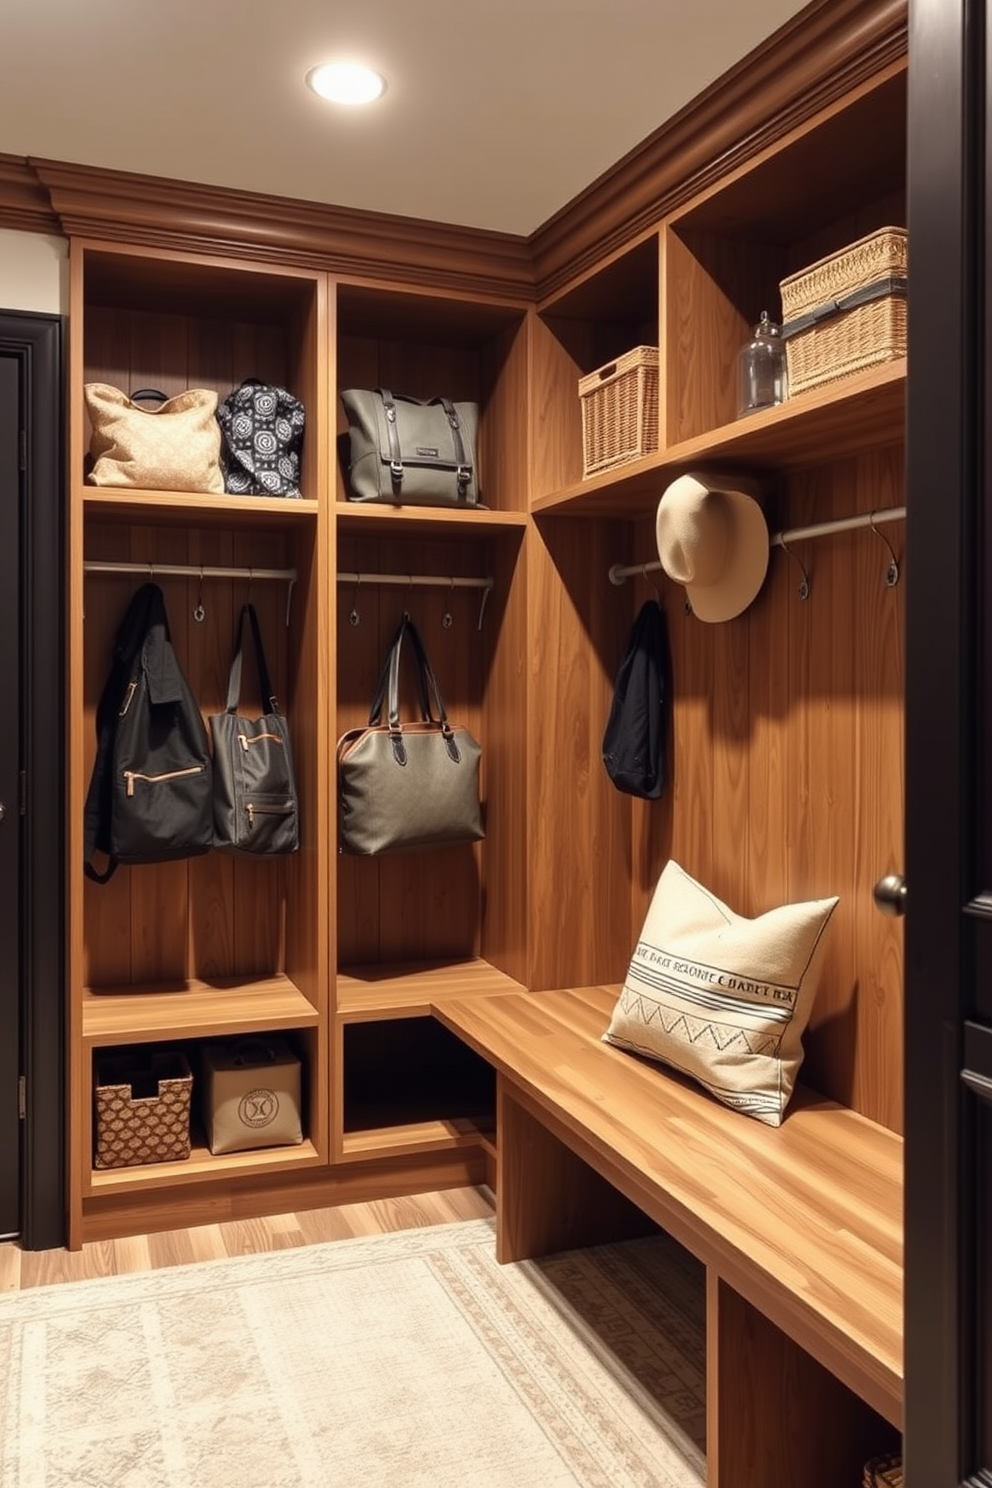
[0, 1185, 495, 1291]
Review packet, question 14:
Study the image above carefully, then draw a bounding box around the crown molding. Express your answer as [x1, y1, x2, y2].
[530, 0, 908, 299]
[0, 154, 60, 235]
[23, 159, 535, 303]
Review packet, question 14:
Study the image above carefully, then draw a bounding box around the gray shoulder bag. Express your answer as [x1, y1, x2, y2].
[337, 616, 484, 855]
[210, 604, 300, 854]
[340, 387, 482, 506]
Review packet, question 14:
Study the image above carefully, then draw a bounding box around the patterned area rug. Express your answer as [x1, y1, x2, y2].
[0, 1218, 706, 1488]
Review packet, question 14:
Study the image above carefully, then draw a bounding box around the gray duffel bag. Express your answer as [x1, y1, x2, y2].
[340, 387, 482, 507]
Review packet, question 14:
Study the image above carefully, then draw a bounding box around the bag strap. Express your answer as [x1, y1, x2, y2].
[385, 617, 461, 766]
[225, 603, 279, 715]
[377, 388, 471, 497]
[129, 388, 170, 405]
[367, 615, 432, 726]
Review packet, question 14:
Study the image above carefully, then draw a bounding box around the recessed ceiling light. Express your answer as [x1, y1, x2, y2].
[306, 62, 387, 106]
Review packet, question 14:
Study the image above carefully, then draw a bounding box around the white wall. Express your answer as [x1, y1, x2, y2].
[0, 229, 67, 314]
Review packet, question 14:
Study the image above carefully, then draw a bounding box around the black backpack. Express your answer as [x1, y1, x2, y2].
[84, 583, 214, 883]
[602, 599, 672, 800]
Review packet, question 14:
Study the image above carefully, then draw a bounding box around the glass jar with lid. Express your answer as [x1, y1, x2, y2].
[737, 310, 788, 417]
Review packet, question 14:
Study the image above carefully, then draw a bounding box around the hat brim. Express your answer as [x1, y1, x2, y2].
[657, 476, 769, 623]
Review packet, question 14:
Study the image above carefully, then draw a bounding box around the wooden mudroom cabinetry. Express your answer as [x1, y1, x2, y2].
[527, 55, 908, 1127]
[43, 0, 909, 1478]
[331, 278, 532, 1164]
[67, 243, 332, 1244]
[517, 46, 908, 1488]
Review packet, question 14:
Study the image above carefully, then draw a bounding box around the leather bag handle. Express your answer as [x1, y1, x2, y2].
[129, 388, 171, 405]
[367, 615, 432, 726]
[384, 617, 461, 766]
[225, 603, 279, 715]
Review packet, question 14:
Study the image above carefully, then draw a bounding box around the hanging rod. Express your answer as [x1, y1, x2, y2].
[83, 561, 297, 582]
[337, 571, 493, 591]
[607, 505, 906, 585]
[83, 561, 299, 624]
[337, 571, 495, 629]
[771, 505, 906, 548]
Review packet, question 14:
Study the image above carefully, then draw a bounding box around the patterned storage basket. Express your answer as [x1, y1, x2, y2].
[862, 1452, 904, 1488]
[780, 227, 907, 394]
[94, 1050, 193, 1169]
[578, 346, 659, 476]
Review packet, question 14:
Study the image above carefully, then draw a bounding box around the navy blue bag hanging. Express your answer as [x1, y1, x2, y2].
[602, 599, 672, 800]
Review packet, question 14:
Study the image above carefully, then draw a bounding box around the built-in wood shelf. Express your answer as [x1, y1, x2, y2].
[336, 957, 527, 1021]
[81, 974, 319, 1046]
[81, 486, 320, 523]
[88, 1137, 322, 1195]
[340, 1118, 494, 1163]
[335, 502, 528, 536]
[532, 360, 906, 519]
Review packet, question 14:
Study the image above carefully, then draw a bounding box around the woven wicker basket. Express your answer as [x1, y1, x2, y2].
[862, 1452, 904, 1488]
[578, 346, 659, 476]
[780, 227, 907, 394]
[94, 1050, 193, 1169]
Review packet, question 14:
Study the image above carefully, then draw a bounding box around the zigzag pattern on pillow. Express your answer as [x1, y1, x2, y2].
[603, 860, 838, 1126]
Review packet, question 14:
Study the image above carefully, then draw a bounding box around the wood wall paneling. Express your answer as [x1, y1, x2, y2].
[525, 515, 636, 990]
[646, 456, 905, 1127]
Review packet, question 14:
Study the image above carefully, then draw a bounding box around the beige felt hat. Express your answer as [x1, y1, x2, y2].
[655, 471, 769, 622]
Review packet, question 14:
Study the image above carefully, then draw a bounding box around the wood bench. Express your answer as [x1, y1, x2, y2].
[433, 983, 903, 1488]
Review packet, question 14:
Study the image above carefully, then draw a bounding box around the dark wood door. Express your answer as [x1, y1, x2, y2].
[904, 1, 992, 1482]
[0, 351, 21, 1237]
[0, 311, 65, 1251]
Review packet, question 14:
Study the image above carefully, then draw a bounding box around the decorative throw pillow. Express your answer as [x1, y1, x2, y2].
[603, 860, 838, 1126]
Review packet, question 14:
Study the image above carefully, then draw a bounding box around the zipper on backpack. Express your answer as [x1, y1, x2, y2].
[125, 764, 205, 797]
[239, 732, 285, 750]
[246, 800, 293, 827]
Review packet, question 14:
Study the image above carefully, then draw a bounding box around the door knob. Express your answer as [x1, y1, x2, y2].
[873, 873, 907, 916]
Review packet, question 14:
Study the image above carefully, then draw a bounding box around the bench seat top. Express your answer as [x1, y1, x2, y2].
[433, 982, 903, 1428]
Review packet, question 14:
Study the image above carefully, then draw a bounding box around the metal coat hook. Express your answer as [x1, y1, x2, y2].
[779, 537, 810, 601]
[193, 567, 206, 623]
[869, 510, 901, 588]
[349, 574, 362, 627]
[442, 578, 454, 630]
[641, 563, 664, 606]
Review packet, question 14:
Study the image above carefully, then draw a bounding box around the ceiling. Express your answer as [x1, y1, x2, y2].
[1, 0, 811, 238]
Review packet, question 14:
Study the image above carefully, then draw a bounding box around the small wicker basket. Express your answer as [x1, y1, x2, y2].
[94, 1050, 193, 1169]
[862, 1452, 904, 1488]
[780, 227, 907, 394]
[578, 346, 659, 477]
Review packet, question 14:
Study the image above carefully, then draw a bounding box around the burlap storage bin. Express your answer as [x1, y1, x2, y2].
[201, 1036, 303, 1155]
[578, 346, 659, 476]
[780, 227, 907, 394]
[93, 1050, 193, 1169]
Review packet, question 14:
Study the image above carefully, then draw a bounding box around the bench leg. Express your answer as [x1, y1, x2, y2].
[707, 1273, 900, 1488]
[495, 1078, 653, 1263]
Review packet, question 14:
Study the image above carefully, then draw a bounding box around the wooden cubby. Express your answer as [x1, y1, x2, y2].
[67, 241, 331, 1245]
[328, 277, 531, 1165]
